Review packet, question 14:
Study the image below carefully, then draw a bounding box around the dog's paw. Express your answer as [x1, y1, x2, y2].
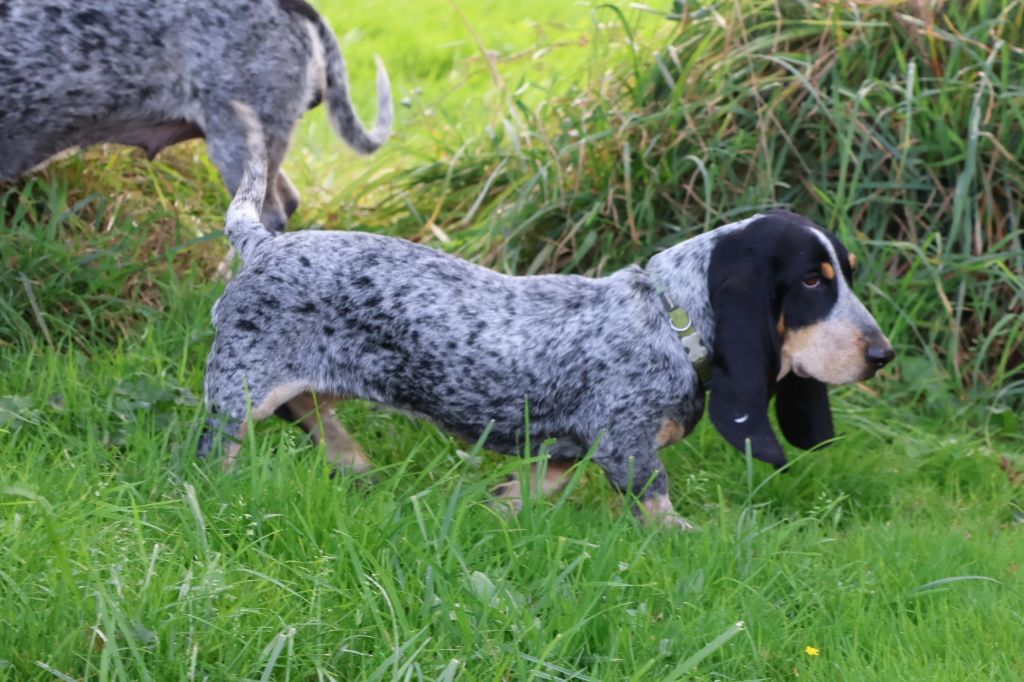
[196, 430, 214, 459]
[640, 494, 697, 532]
[487, 478, 524, 514]
[329, 467, 381, 489]
[657, 512, 697, 532]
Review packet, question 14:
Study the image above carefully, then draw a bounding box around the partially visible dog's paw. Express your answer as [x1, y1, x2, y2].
[329, 466, 381, 489]
[197, 430, 214, 459]
[488, 477, 524, 513]
[640, 494, 697, 532]
[657, 512, 697, 532]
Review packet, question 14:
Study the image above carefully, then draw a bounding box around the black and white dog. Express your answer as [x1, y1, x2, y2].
[200, 112, 894, 530]
[0, 0, 391, 231]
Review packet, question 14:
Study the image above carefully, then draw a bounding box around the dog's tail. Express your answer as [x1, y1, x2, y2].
[312, 16, 392, 154]
[224, 102, 271, 261]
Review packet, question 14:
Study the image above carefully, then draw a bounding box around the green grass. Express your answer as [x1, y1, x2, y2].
[1, 295, 1022, 679]
[2, 0, 1024, 679]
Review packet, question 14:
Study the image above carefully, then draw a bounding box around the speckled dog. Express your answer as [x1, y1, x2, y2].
[200, 119, 895, 529]
[0, 0, 391, 231]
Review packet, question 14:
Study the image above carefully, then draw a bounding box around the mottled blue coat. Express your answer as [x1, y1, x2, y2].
[200, 114, 894, 529]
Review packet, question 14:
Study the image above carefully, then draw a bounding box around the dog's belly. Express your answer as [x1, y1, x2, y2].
[0, 1, 218, 177]
[280, 338, 592, 458]
[1, 119, 204, 179]
[342, 373, 588, 458]
[99, 120, 205, 159]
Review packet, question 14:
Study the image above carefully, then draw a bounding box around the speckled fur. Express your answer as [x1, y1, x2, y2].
[203, 228, 706, 500]
[200, 125, 893, 522]
[0, 0, 391, 231]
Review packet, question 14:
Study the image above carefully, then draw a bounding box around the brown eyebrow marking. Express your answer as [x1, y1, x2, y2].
[821, 262, 835, 280]
[848, 253, 857, 270]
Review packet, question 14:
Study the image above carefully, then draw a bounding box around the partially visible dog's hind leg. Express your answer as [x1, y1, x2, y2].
[490, 458, 577, 513]
[276, 392, 375, 476]
[275, 171, 301, 221]
[257, 134, 296, 234]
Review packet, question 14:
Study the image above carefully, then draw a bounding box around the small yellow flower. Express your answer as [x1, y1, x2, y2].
[804, 646, 821, 657]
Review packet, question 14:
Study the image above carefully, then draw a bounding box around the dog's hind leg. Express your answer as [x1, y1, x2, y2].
[276, 170, 301, 221]
[276, 392, 374, 475]
[204, 103, 257, 281]
[203, 104, 250, 195]
[258, 134, 296, 233]
[490, 458, 576, 512]
[203, 102, 290, 232]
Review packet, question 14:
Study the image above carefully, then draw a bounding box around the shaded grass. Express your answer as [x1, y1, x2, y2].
[0, 172, 223, 349]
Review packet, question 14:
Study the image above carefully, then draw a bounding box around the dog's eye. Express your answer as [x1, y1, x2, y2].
[802, 276, 821, 288]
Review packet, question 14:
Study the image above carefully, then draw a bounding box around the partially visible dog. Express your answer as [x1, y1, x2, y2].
[0, 0, 391, 231]
[199, 113, 894, 530]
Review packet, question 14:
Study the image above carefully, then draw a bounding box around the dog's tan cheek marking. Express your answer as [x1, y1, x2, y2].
[849, 253, 857, 270]
[782, 319, 868, 384]
[777, 354, 793, 381]
[780, 322, 821, 361]
[777, 315, 793, 378]
[655, 418, 687, 448]
[821, 262, 835, 280]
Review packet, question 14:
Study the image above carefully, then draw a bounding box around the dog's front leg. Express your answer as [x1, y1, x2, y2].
[197, 413, 247, 473]
[595, 433, 695, 532]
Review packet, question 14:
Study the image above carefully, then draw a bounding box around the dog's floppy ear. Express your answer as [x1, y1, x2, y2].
[706, 254, 788, 468]
[775, 373, 834, 449]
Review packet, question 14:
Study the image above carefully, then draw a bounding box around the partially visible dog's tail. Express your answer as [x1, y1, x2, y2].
[313, 17, 392, 154]
[224, 102, 271, 261]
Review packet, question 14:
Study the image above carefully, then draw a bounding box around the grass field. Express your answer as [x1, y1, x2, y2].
[2, 1, 1023, 679]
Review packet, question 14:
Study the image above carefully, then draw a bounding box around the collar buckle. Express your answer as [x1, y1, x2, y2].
[659, 292, 712, 386]
[668, 307, 693, 334]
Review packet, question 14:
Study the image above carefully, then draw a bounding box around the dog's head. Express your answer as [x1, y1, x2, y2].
[706, 210, 893, 467]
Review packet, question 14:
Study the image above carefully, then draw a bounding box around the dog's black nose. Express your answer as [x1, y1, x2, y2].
[866, 344, 895, 368]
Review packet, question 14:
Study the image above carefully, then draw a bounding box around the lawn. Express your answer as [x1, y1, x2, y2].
[1, 1, 1023, 680]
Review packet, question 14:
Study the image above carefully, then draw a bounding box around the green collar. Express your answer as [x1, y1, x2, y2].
[658, 291, 713, 386]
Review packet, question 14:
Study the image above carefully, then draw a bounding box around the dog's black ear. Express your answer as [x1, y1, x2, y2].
[775, 373, 834, 449]
[706, 254, 788, 468]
